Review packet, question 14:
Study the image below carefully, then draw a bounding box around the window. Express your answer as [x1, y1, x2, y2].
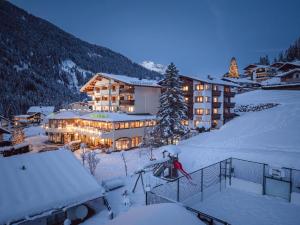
[205, 96, 210, 102]
[128, 106, 134, 112]
[111, 96, 116, 103]
[213, 108, 218, 114]
[124, 122, 129, 129]
[213, 85, 218, 91]
[205, 84, 210, 90]
[213, 97, 218, 103]
[195, 96, 203, 103]
[182, 86, 189, 91]
[127, 95, 134, 100]
[184, 97, 189, 102]
[182, 120, 189, 126]
[196, 84, 204, 91]
[195, 108, 204, 115]
[120, 122, 125, 129]
[112, 85, 116, 92]
[205, 109, 210, 115]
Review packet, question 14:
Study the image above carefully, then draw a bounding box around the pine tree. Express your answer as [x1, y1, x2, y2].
[153, 63, 189, 144]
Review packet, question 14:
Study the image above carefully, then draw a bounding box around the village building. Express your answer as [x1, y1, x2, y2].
[13, 106, 55, 126]
[243, 64, 276, 82]
[45, 110, 157, 151]
[0, 149, 107, 225]
[45, 73, 236, 151]
[80, 73, 161, 114]
[180, 75, 236, 129]
[277, 61, 300, 73]
[0, 126, 11, 147]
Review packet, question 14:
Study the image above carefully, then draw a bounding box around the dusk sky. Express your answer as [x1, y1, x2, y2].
[11, 0, 300, 77]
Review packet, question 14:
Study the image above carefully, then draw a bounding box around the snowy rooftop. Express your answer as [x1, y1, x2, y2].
[48, 110, 156, 122]
[27, 106, 55, 115]
[276, 68, 300, 77]
[81, 112, 156, 122]
[222, 77, 259, 84]
[99, 73, 160, 87]
[181, 74, 240, 87]
[104, 203, 204, 225]
[0, 150, 103, 224]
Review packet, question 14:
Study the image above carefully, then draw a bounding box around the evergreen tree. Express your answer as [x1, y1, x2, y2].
[153, 63, 189, 144]
[228, 57, 239, 78]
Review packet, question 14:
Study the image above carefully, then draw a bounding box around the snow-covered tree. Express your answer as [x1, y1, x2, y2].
[154, 63, 189, 144]
[86, 151, 100, 176]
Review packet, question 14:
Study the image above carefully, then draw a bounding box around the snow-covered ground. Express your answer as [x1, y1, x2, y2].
[79, 90, 300, 225]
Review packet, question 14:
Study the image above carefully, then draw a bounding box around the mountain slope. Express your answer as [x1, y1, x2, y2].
[0, 1, 161, 117]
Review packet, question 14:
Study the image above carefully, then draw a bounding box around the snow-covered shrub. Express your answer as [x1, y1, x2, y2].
[234, 103, 279, 113]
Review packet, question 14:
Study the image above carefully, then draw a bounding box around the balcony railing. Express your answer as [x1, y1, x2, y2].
[224, 102, 236, 108]
[212, 90, 221, 96]
[224, 113, 235, 119]
[212, 113, 221, 120]
[119, 88, 134, 94]
[45, 126, 111, 137]
[119, 100, 135, 105]
[224, 91, 235, 97]
[212, 102, 221, 108]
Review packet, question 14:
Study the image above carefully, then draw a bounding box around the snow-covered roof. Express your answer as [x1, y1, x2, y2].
[181, 74, 239, 87]
[0, 149, 103, 224]
[276, 68, 300, 77]
[0, 126, 10, 134]
[223, 77, 258, 84]
[14, 114, 32, 118]
[80, 73, 160, 93]
[47, 110, 87, 120]
[104, 203, 204, 225]
[81, 112, 156, 122]
[27, 106, 55, 115]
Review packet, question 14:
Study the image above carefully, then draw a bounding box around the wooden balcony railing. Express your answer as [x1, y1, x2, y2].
[212, 113, 221, 120]
[120, 100, 135, 105]
[212, 102, 222, 108]
[224, 102, 236, 108]
[224, 91, 235, 97]
[224, 113, 235, 119]
[212, 90, 221, 96]
[119, 88, 134, 94]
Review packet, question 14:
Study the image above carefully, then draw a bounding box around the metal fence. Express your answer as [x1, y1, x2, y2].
[149, 158, 231, 203]
[146, 157, 300, 225]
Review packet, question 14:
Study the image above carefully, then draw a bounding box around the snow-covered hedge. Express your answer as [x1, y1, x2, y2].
[234, 103, 279, 113]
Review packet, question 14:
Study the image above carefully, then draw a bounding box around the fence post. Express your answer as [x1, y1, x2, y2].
[145, 191, 148, 205]
[289, 168, 292, 202]
[262, 164, 266, 195]
[177, 178, 180, 202]
[219, 161, 222, 192]
[201, 168, 204, 201]
[229, 158, 232, 186]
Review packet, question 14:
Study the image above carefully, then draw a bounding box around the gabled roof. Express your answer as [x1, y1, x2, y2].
[243, 64, 258, 70]
[180, 74, 239, 87]
[277, 61, 300, 72]
[276, 68, 300, 77]
[0, 150, 103, 224]
[0, 126, 10, 134]
[80, 73, 160, 93]
[27, 106, 55, 115]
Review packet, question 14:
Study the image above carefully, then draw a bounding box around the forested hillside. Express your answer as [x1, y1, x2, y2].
[0, 1, 160, 117]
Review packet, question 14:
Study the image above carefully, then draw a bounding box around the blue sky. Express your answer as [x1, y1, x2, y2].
[11, 0, 300, 76]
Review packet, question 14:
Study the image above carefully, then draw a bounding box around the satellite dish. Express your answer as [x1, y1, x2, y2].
[75, 205, 88, 220]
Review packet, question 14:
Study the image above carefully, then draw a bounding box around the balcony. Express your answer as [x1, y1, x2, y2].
[119, 88, 134, 94]
[224, 113, 235, 119]
[224, 91, 235, 98]
[212, 113, 221, 120]
[224, 102, 236, 108]
[212, 90, 221, 96]
[120, 100, 135, 105]
[212, 102, 221, 108]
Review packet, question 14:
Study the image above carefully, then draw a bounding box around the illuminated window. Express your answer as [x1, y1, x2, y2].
[128, 106, 134, 112]
[120, 122, 125, 129]
[213, 108, 218, 114]
[213, 85, 218, 91]
[127, 95, 134, 100]
[213, 97, 218, 103]
[184, 97, 189, 102]
[205, 96, 210, 102]
[182, 86, 189, 91]
[195, 96, 203, 103]
[182, 120, 189, 126]
[124, 122, 129, 129]
[205, 84, 210, 90]
[195, 108, 204, 115]
[206, 109, 210, 115]
[196, 84, 204, 90]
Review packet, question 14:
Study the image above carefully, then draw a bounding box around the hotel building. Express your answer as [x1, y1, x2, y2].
[45, 73, 236, 151]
